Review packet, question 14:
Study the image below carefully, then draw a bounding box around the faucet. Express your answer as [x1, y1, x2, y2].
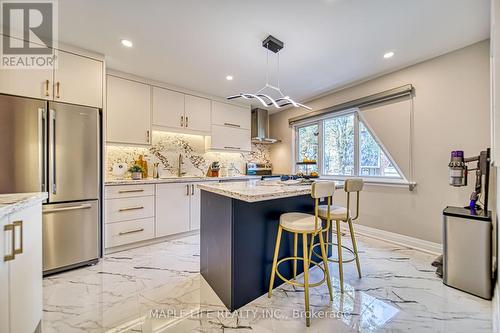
[177, 154, 186, 177]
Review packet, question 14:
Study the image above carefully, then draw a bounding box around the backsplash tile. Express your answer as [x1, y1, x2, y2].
[106, 131, 271, 179]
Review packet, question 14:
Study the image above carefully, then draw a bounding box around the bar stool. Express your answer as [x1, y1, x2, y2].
[268, 181, 335, 327]
[315, 178, 363, 293]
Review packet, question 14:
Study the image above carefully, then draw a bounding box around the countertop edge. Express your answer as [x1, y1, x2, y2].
[0, 192, 48, 219]
[104, 175, 261, 186]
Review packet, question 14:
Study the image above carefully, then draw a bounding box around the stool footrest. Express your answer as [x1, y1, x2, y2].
[311, 242, 357, 263]
[275, 256, 326, 288]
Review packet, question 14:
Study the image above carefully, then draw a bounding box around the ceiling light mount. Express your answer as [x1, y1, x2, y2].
[227, 35, 311, 110]
[262, 35, 284, 53]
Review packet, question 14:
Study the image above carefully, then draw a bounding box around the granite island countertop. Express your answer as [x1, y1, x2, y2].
[198, 180, 343, 203]
[0, 192, 48, 219]
[105, 175, 261, 186]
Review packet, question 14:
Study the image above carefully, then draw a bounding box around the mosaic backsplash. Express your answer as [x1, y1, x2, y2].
[106, 131, 271, 179]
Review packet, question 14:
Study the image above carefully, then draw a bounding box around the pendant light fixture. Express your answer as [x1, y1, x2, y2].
[227, 35, 311, 110]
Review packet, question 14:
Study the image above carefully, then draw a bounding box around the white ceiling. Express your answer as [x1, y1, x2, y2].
[59, 0, 490, 110]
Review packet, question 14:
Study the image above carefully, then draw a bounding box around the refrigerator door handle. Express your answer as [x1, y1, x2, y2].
[49, 109, 56, 195]
[39, 108, 47, 193]
[43, 204, 92, 213]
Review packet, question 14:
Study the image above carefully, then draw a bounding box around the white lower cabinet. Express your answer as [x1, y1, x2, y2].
[156, 183, 191, 237]
[106, 218, 155, 248]
[1, 203, 43, 333]
[105, 181, 218, 250]
[105, 185, 156, 250]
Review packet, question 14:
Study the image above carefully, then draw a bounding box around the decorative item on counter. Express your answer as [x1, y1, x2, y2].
[296, 159, 318, 178]
[228, 162, 238, 177]
[219, 163, 228, 177]
[153, 162, 160, 179]
[129, 165, 144, 180]
[134, 155, 148, 178]
[111, 162, 128, 179]
[208, 161, 220, 177]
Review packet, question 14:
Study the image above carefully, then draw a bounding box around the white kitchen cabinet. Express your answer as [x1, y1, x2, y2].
[206, 125, 251, 152]
[211, 101, 251, 129]
[185, 95, 211, 132]
[189, 181, 218, 230]
[0, 66, 52, 100]
[1, 203, 43, 333]
[54, 50, 103, 108]
[152, 86, 185, 130]
[0, 216, 9, 333]
[0, 47, 103, 108]
[156, 183, 191, 237]
[107, 75, 151, 145]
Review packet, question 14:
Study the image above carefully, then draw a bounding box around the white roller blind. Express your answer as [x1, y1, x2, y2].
[358, 97, 412, 180]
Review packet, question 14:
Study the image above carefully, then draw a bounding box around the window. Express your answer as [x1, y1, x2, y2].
[324, 114, 355, 176]
[295, 110, 403, 180]
[296, 124, 319, 173]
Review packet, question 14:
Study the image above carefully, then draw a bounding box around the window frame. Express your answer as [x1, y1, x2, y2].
[294, 108, 408, 184]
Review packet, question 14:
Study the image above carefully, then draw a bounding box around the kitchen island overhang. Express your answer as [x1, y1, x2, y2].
[199, 180, 342, 311]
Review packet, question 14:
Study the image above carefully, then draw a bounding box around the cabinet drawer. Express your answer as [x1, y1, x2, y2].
[105, 184, 155, 199]
[211, 101, 250, 129]
[105, 218, 155, 248]
[105, 196, 154, 223]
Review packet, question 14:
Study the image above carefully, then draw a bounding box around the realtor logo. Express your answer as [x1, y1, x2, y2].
[1, 0, 57, 69]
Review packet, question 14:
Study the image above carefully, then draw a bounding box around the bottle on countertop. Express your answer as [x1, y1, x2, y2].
[135, 155, 148, 178]
[153, 162, 159, 179]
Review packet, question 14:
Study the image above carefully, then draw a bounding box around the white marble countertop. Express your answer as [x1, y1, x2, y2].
[198, 180, 343, 203]
[0, 192, 48, 219]
[105, 175, 261, 186]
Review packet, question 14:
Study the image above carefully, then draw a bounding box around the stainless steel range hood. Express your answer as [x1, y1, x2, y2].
[251, 108, 279, 144]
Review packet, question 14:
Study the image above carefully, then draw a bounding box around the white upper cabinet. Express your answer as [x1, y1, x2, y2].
[54, 51, 103, 108]
[0, 63, 52, 100]
[211, 101, 251, 129]
[153, 88, 211, 133]
[0, 40, 52, 100]
[0, 47, 103, 108]
[206, 125, 251, 152]
[185, 95, 211, 132]
[152, 87, 185, 130]
[107, 75, 151, 145]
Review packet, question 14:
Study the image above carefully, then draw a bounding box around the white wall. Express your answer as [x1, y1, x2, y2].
[270, 40, 490, 243]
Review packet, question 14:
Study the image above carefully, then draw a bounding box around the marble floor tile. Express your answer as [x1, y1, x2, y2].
[42, 233, 492, 333]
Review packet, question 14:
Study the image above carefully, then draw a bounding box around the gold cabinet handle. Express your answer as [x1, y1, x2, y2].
[181, 116, 184, 127]
[224, 146, 241, 150]
[118, 189, 144, 194]
[118, 206, 144, 212]
[55, 82, 60, 98]
[118, 228, 144, 236]
[44, 79, 50, 97]
[191, 184, 195, 195]
[146, 130, 150, 143]
[185, 116, 189, 127]
[13, 220, 23, 255]
[3, 224, 15, 262]
[224, 122, 240, 128]
[186, 184, 190, 196]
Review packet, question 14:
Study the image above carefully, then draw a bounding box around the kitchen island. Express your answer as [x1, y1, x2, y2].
[199, 180, 342, 311]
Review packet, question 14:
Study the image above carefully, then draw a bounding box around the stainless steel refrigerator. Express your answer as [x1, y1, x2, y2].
[0, 94, 101, 274]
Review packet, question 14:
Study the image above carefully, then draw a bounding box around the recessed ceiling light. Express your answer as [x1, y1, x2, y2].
[384, 51, 395, 59]
[121, 39, 133, 48]
[226, 75, 233, 81]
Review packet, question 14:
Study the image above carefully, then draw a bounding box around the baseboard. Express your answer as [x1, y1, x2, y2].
[105, 230, 200, 254]
[349, 224, 442, 256]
